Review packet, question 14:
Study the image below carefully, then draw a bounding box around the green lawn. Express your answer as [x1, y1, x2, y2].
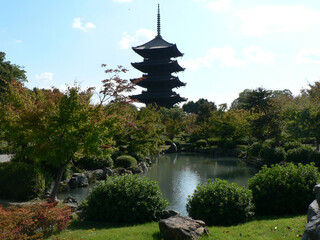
[50, 215, 306, 240]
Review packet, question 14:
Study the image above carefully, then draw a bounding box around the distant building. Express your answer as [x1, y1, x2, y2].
[130, 5, 186, 108]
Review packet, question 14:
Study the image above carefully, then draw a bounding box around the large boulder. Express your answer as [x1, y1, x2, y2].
[302, 184, 320, 240]
[167, 142, 178, 153]
[68, 173, 89, 189]
[159, 215, 209, 240]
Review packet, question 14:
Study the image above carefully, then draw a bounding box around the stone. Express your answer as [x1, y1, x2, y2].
[302, 184, 320, 240]
[94, 169, 105, 180]
[145, 157, 152, 166]
[104, 167, 114, 177]
[138, 161, 148, 172]
[166, 142, 178, 153]
[159, 215, 209, 240]
[68, 173, 89, 189]
[63, 196, 78, 212]
[161, 209, 180, 219]
[113, 168, 132, 175]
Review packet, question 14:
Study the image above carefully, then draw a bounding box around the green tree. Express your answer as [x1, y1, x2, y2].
[0, 81, 114, 199]
[0, 52, 27, 96]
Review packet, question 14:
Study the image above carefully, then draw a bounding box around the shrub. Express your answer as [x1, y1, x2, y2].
[261, 146, 286, 165]
[217, 140, 237, 150]
[283, 141, 302, 152]
[115, 155, 137, 168]
[249, 163, 319, 216]
[247, 142, 263, 157]
[195, 139, 207, 148]
[0, 202, 71, 239]
[186, 178, 254, 226]
[76, 155, 113, 170]
[286, 146, 319, 165]
[0, 162, 45, 201]
[80, 174, 169, 223]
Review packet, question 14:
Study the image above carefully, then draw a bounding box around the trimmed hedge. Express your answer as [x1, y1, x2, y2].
[261, 146, 285, 165]
[80, 174, 169, 223]
[195, 139, 207, 148]
[115, 155, 137, 168]
[76, 155, 113, 170]
[186, 178, 254, 226]
[286, 146, 320, 166]
[0, 162, 45, 201]
[249, 163, 319, 216]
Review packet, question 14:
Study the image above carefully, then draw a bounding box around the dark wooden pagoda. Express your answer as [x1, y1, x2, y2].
[130, 5, 186, 108]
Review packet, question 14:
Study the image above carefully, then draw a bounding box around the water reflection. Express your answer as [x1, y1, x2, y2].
[58, 153, 258, 216]
[143, 153, 258, 216]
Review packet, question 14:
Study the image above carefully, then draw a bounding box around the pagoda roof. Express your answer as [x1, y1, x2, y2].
[130, 92, 187, 107]
[131, 75, 186, 88]
[131, 60, 185, 73]
[132, 35, 183, 58]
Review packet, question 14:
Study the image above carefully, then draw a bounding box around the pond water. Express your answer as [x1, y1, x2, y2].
[58, 152, 258, 216]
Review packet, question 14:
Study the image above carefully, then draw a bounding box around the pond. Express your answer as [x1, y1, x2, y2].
[58, 152, 258, 216]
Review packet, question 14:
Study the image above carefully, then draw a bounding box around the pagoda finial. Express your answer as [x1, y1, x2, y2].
[157, 4, 161, 37]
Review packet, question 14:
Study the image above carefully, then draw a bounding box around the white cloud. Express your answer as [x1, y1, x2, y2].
[72, 17, 96, 32]
[207, 0, 230, 11]
[236, 5, 320, 36]
[15, 39, 22, 44]
[118, 28, 156, 49]
[35, 72, 53, 82]
[296, 48, 320, 64]
[242, 45, 276, 64]
[181, 46, 276, 70]
[113, 0, 132, 2]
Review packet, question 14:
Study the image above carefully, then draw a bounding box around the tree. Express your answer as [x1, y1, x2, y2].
[0, 52, 27, 96]
[182, 98, 217, 115]
[0, 81, 114, 199]
[158, 107, 185, 140]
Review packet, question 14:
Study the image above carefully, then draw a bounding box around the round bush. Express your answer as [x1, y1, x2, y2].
[186, 178, 254, 226]
[195, 139, 207, 148]
[76, 155, 113, 170]
[115, 155, 137, 168]
[283, 141, 302, 152]
[0, 162, 45, 201]
[261, 146, 285, 165]
[249, 163, 319, 216]
[80, 174, 169, 223]
[286, 146, 317, 165]
[247, 142, 263, 157]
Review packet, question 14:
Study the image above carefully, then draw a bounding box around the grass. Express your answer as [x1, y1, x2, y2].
[50, 215, 306, 240]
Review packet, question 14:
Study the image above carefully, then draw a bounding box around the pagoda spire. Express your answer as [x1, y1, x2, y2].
[157, 4, 161, 37]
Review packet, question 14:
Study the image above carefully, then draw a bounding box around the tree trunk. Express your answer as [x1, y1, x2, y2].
[49, 163, 66, 200]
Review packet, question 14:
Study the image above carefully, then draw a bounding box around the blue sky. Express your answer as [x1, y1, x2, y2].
[1, 0, 320, 107]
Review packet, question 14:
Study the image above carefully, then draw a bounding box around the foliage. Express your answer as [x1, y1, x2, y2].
[0, 202, 71, 240]
[260, 146, 286, 165]
[0, 81, 114, 199]
[286, 146, 320, 166]
[249, 163, 319, 215]
[76, 155, 113, 170]
[186, 178, 254, 226]
[80, 174, 169, 223]
[182, 98, 217, 115]
[283, 141, 302, 152]
[158, 107, 185, 140]
[195, 139, 207, 148]
[0, 162, 45, 201]
[98, 65, 137, 104]
[115, 155, 137, 168]
[247, 142, 263, 157]
[0, 52, 27, 96]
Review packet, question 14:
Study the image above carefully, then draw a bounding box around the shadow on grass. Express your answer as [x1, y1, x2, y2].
[67, 220, 144, 231]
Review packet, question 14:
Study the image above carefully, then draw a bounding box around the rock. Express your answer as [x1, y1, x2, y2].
[94, 169, 105, 180]
[63, 196, 78, 212]
[161, 209, 180, 219]
[104, 167, 114, 177]
[128, 166, 143, 174]
[138, 161, 148, 172]
[166, 142, 178, 153]
[113, 168, 132, 175]
[159, 215, 209, 240]
[68, 173, 89, 189]
[145, 157, 152, 166]
[302, 184, 320, 240]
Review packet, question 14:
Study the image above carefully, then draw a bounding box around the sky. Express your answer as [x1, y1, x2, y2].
[1, 0, 320, 107]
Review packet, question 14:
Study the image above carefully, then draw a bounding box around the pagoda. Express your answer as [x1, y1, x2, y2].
[130, 5, 186, 108]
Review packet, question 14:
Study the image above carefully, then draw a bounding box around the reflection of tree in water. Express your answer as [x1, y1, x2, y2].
[145, 153, 258, 215]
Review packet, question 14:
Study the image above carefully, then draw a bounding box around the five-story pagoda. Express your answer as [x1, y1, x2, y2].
[130, 5, 186, 108]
